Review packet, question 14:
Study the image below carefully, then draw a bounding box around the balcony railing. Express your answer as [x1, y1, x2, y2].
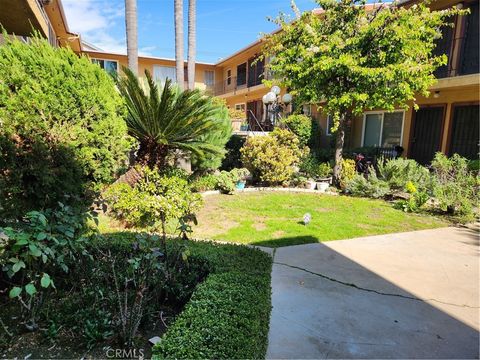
[215, 73, 270, 96]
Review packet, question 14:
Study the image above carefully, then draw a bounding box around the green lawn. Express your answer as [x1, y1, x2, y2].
[193, 192, 448, 247]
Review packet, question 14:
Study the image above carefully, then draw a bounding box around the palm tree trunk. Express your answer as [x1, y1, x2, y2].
[174, 0, 185, 90]
[187, 0, 196, 90]
[125, 0, 138, 75]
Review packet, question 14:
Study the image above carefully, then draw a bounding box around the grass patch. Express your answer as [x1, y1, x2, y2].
[152, 240, 272, 359]
[193, 192, 448, 247]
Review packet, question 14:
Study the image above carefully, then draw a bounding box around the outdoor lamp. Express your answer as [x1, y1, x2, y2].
[264, 91, 276, 104]
[271, 85, 281, 95]
[282, 93, 293, 104]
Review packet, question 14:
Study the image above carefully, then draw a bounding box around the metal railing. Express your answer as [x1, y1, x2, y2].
[215, 73, 270, 96]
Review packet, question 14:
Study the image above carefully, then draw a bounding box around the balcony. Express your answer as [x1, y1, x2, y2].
[0, 0, 50, 38]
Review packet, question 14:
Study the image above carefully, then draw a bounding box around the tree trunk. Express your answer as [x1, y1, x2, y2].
[332, 112, 347, 187]
[125, 0, 138, 75]
[187, 0, 196, 90]
[174, 0, 185, 90]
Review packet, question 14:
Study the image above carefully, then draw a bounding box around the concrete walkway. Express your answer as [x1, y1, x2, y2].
[266, 226, 479, 359]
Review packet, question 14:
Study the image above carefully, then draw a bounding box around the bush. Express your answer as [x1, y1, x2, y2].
[0, 35, 131, 220]
[346, 172, 390, 199]
[0, 204, 92, 330]
[241, 129, 307, 185]
[339, 159, 356, 190]
[190, 174, 219, 192]
[152, 241, 272, 360]
[221, 135, 245, 171]
[281, 114, 312, 146]
[216, 171, 237, 194]
[395, 181, 429, 213]
[430, 153, 478, 219]
[378, 158, 431, 191]
[103, 167, 203, 235]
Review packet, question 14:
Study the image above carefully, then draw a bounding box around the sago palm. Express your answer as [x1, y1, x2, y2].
[117, 67, 229, 169]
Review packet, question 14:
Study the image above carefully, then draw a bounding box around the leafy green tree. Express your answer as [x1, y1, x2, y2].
[0, 35, 130, 219]
[116, 68, 230, 169]
[263, 0, 462, 185]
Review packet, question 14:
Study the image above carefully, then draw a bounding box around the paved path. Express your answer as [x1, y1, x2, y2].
[266, 226, 479, 359]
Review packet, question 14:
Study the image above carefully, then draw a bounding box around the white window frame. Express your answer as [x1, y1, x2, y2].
[326, 115, 334, 136]
[91, 58, 119, 73]
[361, 110, 405, 147]
[303, 104, 312, 116]
[226, 69, 232, 85]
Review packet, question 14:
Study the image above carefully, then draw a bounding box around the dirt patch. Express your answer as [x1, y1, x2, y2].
[252, 222, 267, 231]
[272, 230, 286, 238]
[356, 223, 375, 230]
[315, 208, 333, 213]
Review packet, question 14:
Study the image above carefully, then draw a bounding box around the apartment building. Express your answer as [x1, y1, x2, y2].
[1, 0, 478, 162]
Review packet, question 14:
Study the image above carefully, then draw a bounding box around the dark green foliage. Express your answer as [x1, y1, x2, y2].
[116, 68, 229, 169]
[0, 35, 131, 220]
[216, 171, 237, 194]
[152, 241, 272, 360]
[221, 135, 245, 171]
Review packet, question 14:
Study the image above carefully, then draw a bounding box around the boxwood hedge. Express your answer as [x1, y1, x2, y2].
[152, 241, 272, 359]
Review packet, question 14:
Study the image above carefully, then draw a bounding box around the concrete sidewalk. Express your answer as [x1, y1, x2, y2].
[266, 226, 479, 359]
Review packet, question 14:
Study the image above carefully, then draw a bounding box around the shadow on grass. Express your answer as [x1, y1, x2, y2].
[254, 235, 320, 248]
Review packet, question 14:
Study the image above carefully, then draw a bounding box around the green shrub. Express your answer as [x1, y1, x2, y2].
[221, 135, 246, 171]
[241, 129, 307, 185]
[346, 172, 390, 199]
[468, 159, 480, 173]
[190, 174, 219, 192]
[339, 159, 356, 190]
[395, 181, 430, 213]
[0, 204, 92, 330]
[281, 114, 312, 146]
[378, 158, 431, 191]
[152, 242, 272, 360]
[0, 35, 131, 220]
[216, 171, 237, 194]
[104, 167, 203, 235]
[431, 153, 478, 219]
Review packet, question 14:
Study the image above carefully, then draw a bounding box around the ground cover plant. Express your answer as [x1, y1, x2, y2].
[192, 192, 447, 247]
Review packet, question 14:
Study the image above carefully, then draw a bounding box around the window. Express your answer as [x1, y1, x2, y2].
[237, 63, 247, 86]
[460, 2, 479, 75]
[226, 69, 232, 86]
[248, 56, 264, 87]
[92, 59, 118, 74]
[153, 65, 176, 83]
[204, 70, 214, 86]
[362, 111, 404, 147]
[326, 115, 335, 136]
[235, 103, 246, 112]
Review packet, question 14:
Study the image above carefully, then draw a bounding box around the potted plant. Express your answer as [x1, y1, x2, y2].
[316, 163, 332, 192]
[240, 121, 249, 131]
[231, 168, 250, 190]
[305, 178, 316, 190]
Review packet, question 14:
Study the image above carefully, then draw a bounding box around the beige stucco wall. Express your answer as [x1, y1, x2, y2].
[82, 51, 216, 91]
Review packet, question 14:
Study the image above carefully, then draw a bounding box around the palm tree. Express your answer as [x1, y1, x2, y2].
[187, 0, 196, 90]
[116, 67, 228, 169]
[125, 0, 138, 75]
[174, 0, 184, 89]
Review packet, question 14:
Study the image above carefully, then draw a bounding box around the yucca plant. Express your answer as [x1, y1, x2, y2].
[116, 67, 229, 169]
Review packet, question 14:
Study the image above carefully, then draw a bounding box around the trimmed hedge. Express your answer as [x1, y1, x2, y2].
[152, 241, 272, 359]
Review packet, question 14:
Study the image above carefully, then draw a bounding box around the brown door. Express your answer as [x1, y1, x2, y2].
[409, 106, 445, 165]
[448, 104, 480, 159]
[247, 100, 265, 131]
